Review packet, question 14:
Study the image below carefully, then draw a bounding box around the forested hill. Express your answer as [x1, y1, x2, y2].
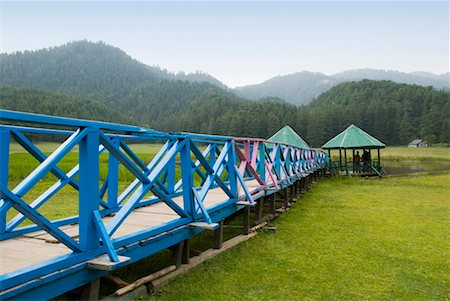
[3, 81, 447, 147]
[305, 80, 450, 146]
[0, 40, 228, 103]
[235, 71, 336, 106]
[0, 86, 132, 124]
[235, 68, 450, 105]
[0, 41, 449, 146]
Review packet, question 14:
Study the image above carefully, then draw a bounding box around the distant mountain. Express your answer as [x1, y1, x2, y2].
[0, 40, 228, 101]
[1, 41, 448, 145]
[235, 71, 336, 106]
[333, 68, 449, 89]
[0, 41, 234, 129]
[170, 71, 229, 90]
[235, 68, 450, 105]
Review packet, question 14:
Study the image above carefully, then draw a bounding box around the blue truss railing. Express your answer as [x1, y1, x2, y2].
[0, 109, 328, 299]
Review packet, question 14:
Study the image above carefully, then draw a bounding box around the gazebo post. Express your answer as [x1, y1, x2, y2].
[327, 149, 331, 172]
[344, 149, 349, 176]
[377, 148, 381, 167]
[369, 149, 372, 173]
[339, 149, 342, 172]
[352, 149, 355, 173]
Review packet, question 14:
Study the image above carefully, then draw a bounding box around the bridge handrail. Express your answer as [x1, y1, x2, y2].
[0, 109, 328, 292]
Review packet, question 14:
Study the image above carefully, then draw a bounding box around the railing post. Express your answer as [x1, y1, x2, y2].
[285, 147, 292, 177]
[180, 138, 195, 219]
[209, 143, 216, 166]
[166, 139, 177, 194]
[227, 141, 238, 198]
[275, 145, 281, 183]
[258, 142, 265, 183]
[79, 128, 100, 251]
[107, 138, 120, 208]
[0, 127, 10, 234]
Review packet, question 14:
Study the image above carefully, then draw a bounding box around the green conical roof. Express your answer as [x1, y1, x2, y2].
[268, 125, 310, 148]
[321, 124, 386, 149]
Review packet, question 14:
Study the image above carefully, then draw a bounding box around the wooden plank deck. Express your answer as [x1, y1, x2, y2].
[0, 179, 263, 276]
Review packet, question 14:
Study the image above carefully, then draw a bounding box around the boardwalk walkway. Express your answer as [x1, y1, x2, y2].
[0, 110, 328, 300]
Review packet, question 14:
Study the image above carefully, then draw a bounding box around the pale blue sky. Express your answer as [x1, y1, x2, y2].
[1, 1, 448, 87]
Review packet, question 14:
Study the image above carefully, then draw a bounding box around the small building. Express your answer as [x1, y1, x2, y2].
[408, 139, 428, 148]
[267, 125, 310, 148]
[322, 124, 386, 176]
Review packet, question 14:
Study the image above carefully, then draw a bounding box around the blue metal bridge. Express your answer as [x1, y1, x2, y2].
[0, 110, 328, 300]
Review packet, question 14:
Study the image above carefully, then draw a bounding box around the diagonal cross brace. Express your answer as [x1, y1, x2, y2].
[6, 145, 107, 232]
[235, 146, 264, 185]
[117, 141, 171, 206]
[190, 142, 234, 199]
[106, 140, 184, 236]
[11, 130, 80, 190]
[93, 210, 119, 262]
[234, 165, 255, 205]
[0, 128, 88, 217]
[192, 189, 212, 224]
[0, 184, 81, 252]
[10, 128, 88, 199]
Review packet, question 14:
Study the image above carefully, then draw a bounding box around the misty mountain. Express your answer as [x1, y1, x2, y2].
[333, 68, 449, 89]
[170, 71, 229, 90]
[0, 40, 228, 102]
[1, 40, 448, 145]
[0, 40, 237, 129]
[235, 71, 337, 106]
[235, 68, 450, 105]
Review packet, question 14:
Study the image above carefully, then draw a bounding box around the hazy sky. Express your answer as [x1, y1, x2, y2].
[1, 1, 448, 87]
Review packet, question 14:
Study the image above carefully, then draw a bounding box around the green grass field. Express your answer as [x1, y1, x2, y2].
[329, 146, 450, 162]
[382, 146, 450, 161]
[6, 142, 450, 299]
[150, 174, 450, 301]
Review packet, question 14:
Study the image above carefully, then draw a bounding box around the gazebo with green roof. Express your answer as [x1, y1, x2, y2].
[322, 124, 386, 176]
[268, 125, 310, 149]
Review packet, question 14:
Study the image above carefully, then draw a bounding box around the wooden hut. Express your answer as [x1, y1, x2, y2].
[322, 124, 386, 176]
[408, 139, 428, 147]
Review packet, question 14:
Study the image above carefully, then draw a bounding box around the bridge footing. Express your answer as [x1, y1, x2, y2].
[80, 278, 100, 301]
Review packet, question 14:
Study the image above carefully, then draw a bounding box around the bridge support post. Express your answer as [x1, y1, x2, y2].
[296, 180, 301, 195]
[270, 194, 276, 214]
[213, 220, 224, 249]
[182, 240, 190, 264]
[284, 188, 290, 208]
[290, 185, 296, 202]
[255, 197, 264, 223]
[172, 241, 184, 268]
[80, 279, 100, 301]
[243, 206, 250, 235]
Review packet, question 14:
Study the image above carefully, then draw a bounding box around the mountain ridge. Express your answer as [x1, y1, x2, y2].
[235, 68, 450, 105]
[2, 40, 448, 107]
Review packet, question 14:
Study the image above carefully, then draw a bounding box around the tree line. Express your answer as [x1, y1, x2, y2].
[1, 79, 449, 146]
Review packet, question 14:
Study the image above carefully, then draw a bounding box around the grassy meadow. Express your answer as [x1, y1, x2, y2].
[5, 142, 450, 300]
[382, 146, 450, 162]
[329, 146, 450, 162]
[151, 174, 450, 301]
